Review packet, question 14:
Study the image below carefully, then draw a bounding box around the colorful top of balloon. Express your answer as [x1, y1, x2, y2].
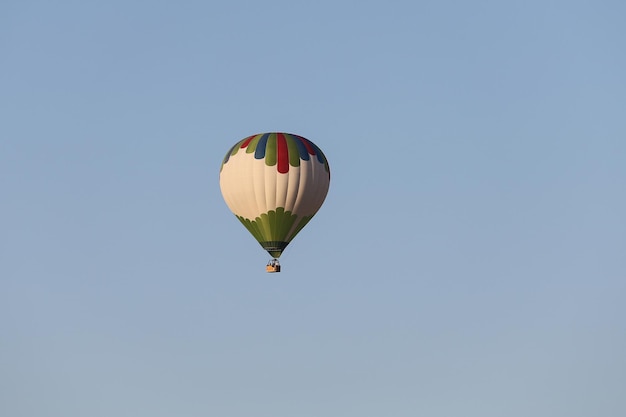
[220, 132, 330, 175]
[219, 133, 330, 262]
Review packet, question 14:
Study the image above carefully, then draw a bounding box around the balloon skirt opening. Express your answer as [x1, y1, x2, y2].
[261, 241, 289, 258]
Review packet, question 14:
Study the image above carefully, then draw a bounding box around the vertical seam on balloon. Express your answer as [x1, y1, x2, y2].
[284, 154, 299, 214]
[267, 144, 277, 243]
[250, 151, 263, 239]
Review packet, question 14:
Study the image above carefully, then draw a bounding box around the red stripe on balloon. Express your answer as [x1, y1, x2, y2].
[277, 133, 289, 173]
[241, 135, 254, 148]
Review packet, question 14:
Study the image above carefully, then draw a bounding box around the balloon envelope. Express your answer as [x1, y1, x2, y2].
[219, 133, 330, 258]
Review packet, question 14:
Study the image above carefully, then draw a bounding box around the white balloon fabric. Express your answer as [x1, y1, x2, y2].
[219, 133, 330, 258]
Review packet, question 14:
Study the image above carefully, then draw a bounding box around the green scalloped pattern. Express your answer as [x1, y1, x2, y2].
[236, 208, 314, 258]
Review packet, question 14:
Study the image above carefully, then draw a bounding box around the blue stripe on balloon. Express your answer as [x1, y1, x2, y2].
[222, 140, 242, 165]
[293, 135, 310, 161]
[255, 133, 270, 160]
[309, 141, 326, 164]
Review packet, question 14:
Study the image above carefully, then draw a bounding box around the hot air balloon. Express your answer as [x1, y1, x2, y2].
[219, 133, 330, 272]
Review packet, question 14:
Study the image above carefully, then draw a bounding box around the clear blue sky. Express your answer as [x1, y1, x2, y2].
[2, 1, 625, 416]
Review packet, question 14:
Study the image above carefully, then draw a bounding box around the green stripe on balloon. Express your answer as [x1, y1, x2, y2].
[237, 207, 297, 241]
[245, 134, 261, 154]
[265, 133, 277, 166]
[285, 134, 301, 167]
